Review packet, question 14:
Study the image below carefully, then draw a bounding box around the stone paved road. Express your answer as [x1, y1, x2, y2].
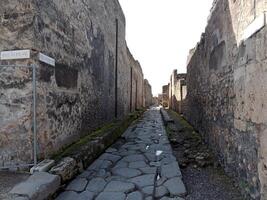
[56, 107, 186, 200]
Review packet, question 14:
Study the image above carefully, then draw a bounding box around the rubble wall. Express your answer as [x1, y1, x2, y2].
[0, 0, 146, 167]
[186, 0, 267, 198]
[144, 79, 153, 108]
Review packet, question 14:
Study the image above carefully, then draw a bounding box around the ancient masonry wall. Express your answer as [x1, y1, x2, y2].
[168, 70, 187, 114]
[127, 48, 144, 111]
[0, 0, 151, 167]
[144, 79, 153, 108]
[186, 0, 267, 198]
[162, 84, 169, 108]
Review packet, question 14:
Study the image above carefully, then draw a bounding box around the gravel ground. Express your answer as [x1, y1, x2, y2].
[0, 171, 29, 199]
[166, 110, 245, 200]
[182, 166, 243, 200]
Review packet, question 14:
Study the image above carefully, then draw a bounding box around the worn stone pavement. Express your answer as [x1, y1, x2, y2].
[56, 107, 186, 200]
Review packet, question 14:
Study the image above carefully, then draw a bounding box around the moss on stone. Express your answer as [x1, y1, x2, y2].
[51, 109, 144, 161]
[168, 110, 194, 131]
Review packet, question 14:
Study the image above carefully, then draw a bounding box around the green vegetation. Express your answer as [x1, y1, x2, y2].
[168, 109, 194, 132]
[51, 109, 145, 161]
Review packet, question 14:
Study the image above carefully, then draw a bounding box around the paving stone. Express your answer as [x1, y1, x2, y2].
[160, 197, 185, 200]
[86, 177, 107, 193]
[113, 161, 128, 169]
[142, 186, 153, 196]
[96, 169, 111, 178]
[55, 108, 188, 200]
[144, 153, 156, 162]
[106, 148, 118, 153]
[95, 192, 126, 200]
[104, 181, 135, 193]
[78, 170, 95, 179]
[105, 176, 127, 182]
[98, 153, 121, 163]
[119, 150, 138, 156]
[9, 196, 29, 200]
[56, 191, 79, 200]
[112, 167, 141, 178]
[129, 174, 154, 188]
[87, 160, 112, 171]
[140, 167, 157, 174]
[9, 172, 60, 200]
[164, 177, 187, 197]
[121, 154, 146, 162]
[127, 144, 146, 151]
[78, 191, 95, 200]
[56, 190, 95, 200]
[156, 176, 168, 186]
[149, 161, 161, 167]
[155, 186, 169, 198]
[66, 178, 88, 192]
[127, 191, 143, 200]
[161, 162, 182, 178]
[129, 161, 148, 168]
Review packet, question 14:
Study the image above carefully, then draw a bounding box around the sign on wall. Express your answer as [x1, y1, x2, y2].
[0, 50, 31, 60]
[38, 53, 55, 67]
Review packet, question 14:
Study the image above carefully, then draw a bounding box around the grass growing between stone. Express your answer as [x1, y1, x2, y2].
[52, 109, 145, 162]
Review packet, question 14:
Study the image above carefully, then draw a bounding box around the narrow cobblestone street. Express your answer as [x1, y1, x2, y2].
[56, 107, 186, 200]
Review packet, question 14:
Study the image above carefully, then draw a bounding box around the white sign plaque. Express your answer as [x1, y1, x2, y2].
[0, 50, 31, 60]
[39, 53, 55, 67]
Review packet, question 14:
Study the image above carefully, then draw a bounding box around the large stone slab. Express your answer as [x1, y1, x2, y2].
[127, 191, 143, 200]
[9, 172, 60, 200]
[95, 192, 126, 200]
[129, 174, 155, 188]
[111, 167, 141, 178]
[121, 154, 146, 162]
[86, 177, 107, 193]
[161, 162, 182, 178]
[104, 181, 135, 193]
[66, 178, 88, 192]
[56, 191, 94, 200]
[164, 177, 187, 197]
[98, 153, 121, 163]
[129, 161, 148, 168]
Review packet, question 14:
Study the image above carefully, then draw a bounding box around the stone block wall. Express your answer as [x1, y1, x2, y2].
[168, 70, 187, 114]
[0, 0, 149, 167]
[144, 79, 153, 108]
[162, 84, 169, 108]
[186, 0, 267, 198]
[127, 48, 145, 111]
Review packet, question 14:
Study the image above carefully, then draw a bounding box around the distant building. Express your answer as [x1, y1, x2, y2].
[162, 84, 169, 108]
[168, 70, 187, 114]
[144, 79, 153, 107]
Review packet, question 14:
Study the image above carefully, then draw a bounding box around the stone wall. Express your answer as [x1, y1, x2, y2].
[186, 0, 267, 198]
[168, 70, 187, 114]
[162, 84, 169, 108]
[0, 0, 149, 167]
[144, 79, 153, 108]
[127, 48, 145, 111]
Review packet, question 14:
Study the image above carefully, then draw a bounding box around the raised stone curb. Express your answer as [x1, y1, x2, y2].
[9, 172, 60, 200]
[50, 157, 78, 182]
[160, 108, 174, 125]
